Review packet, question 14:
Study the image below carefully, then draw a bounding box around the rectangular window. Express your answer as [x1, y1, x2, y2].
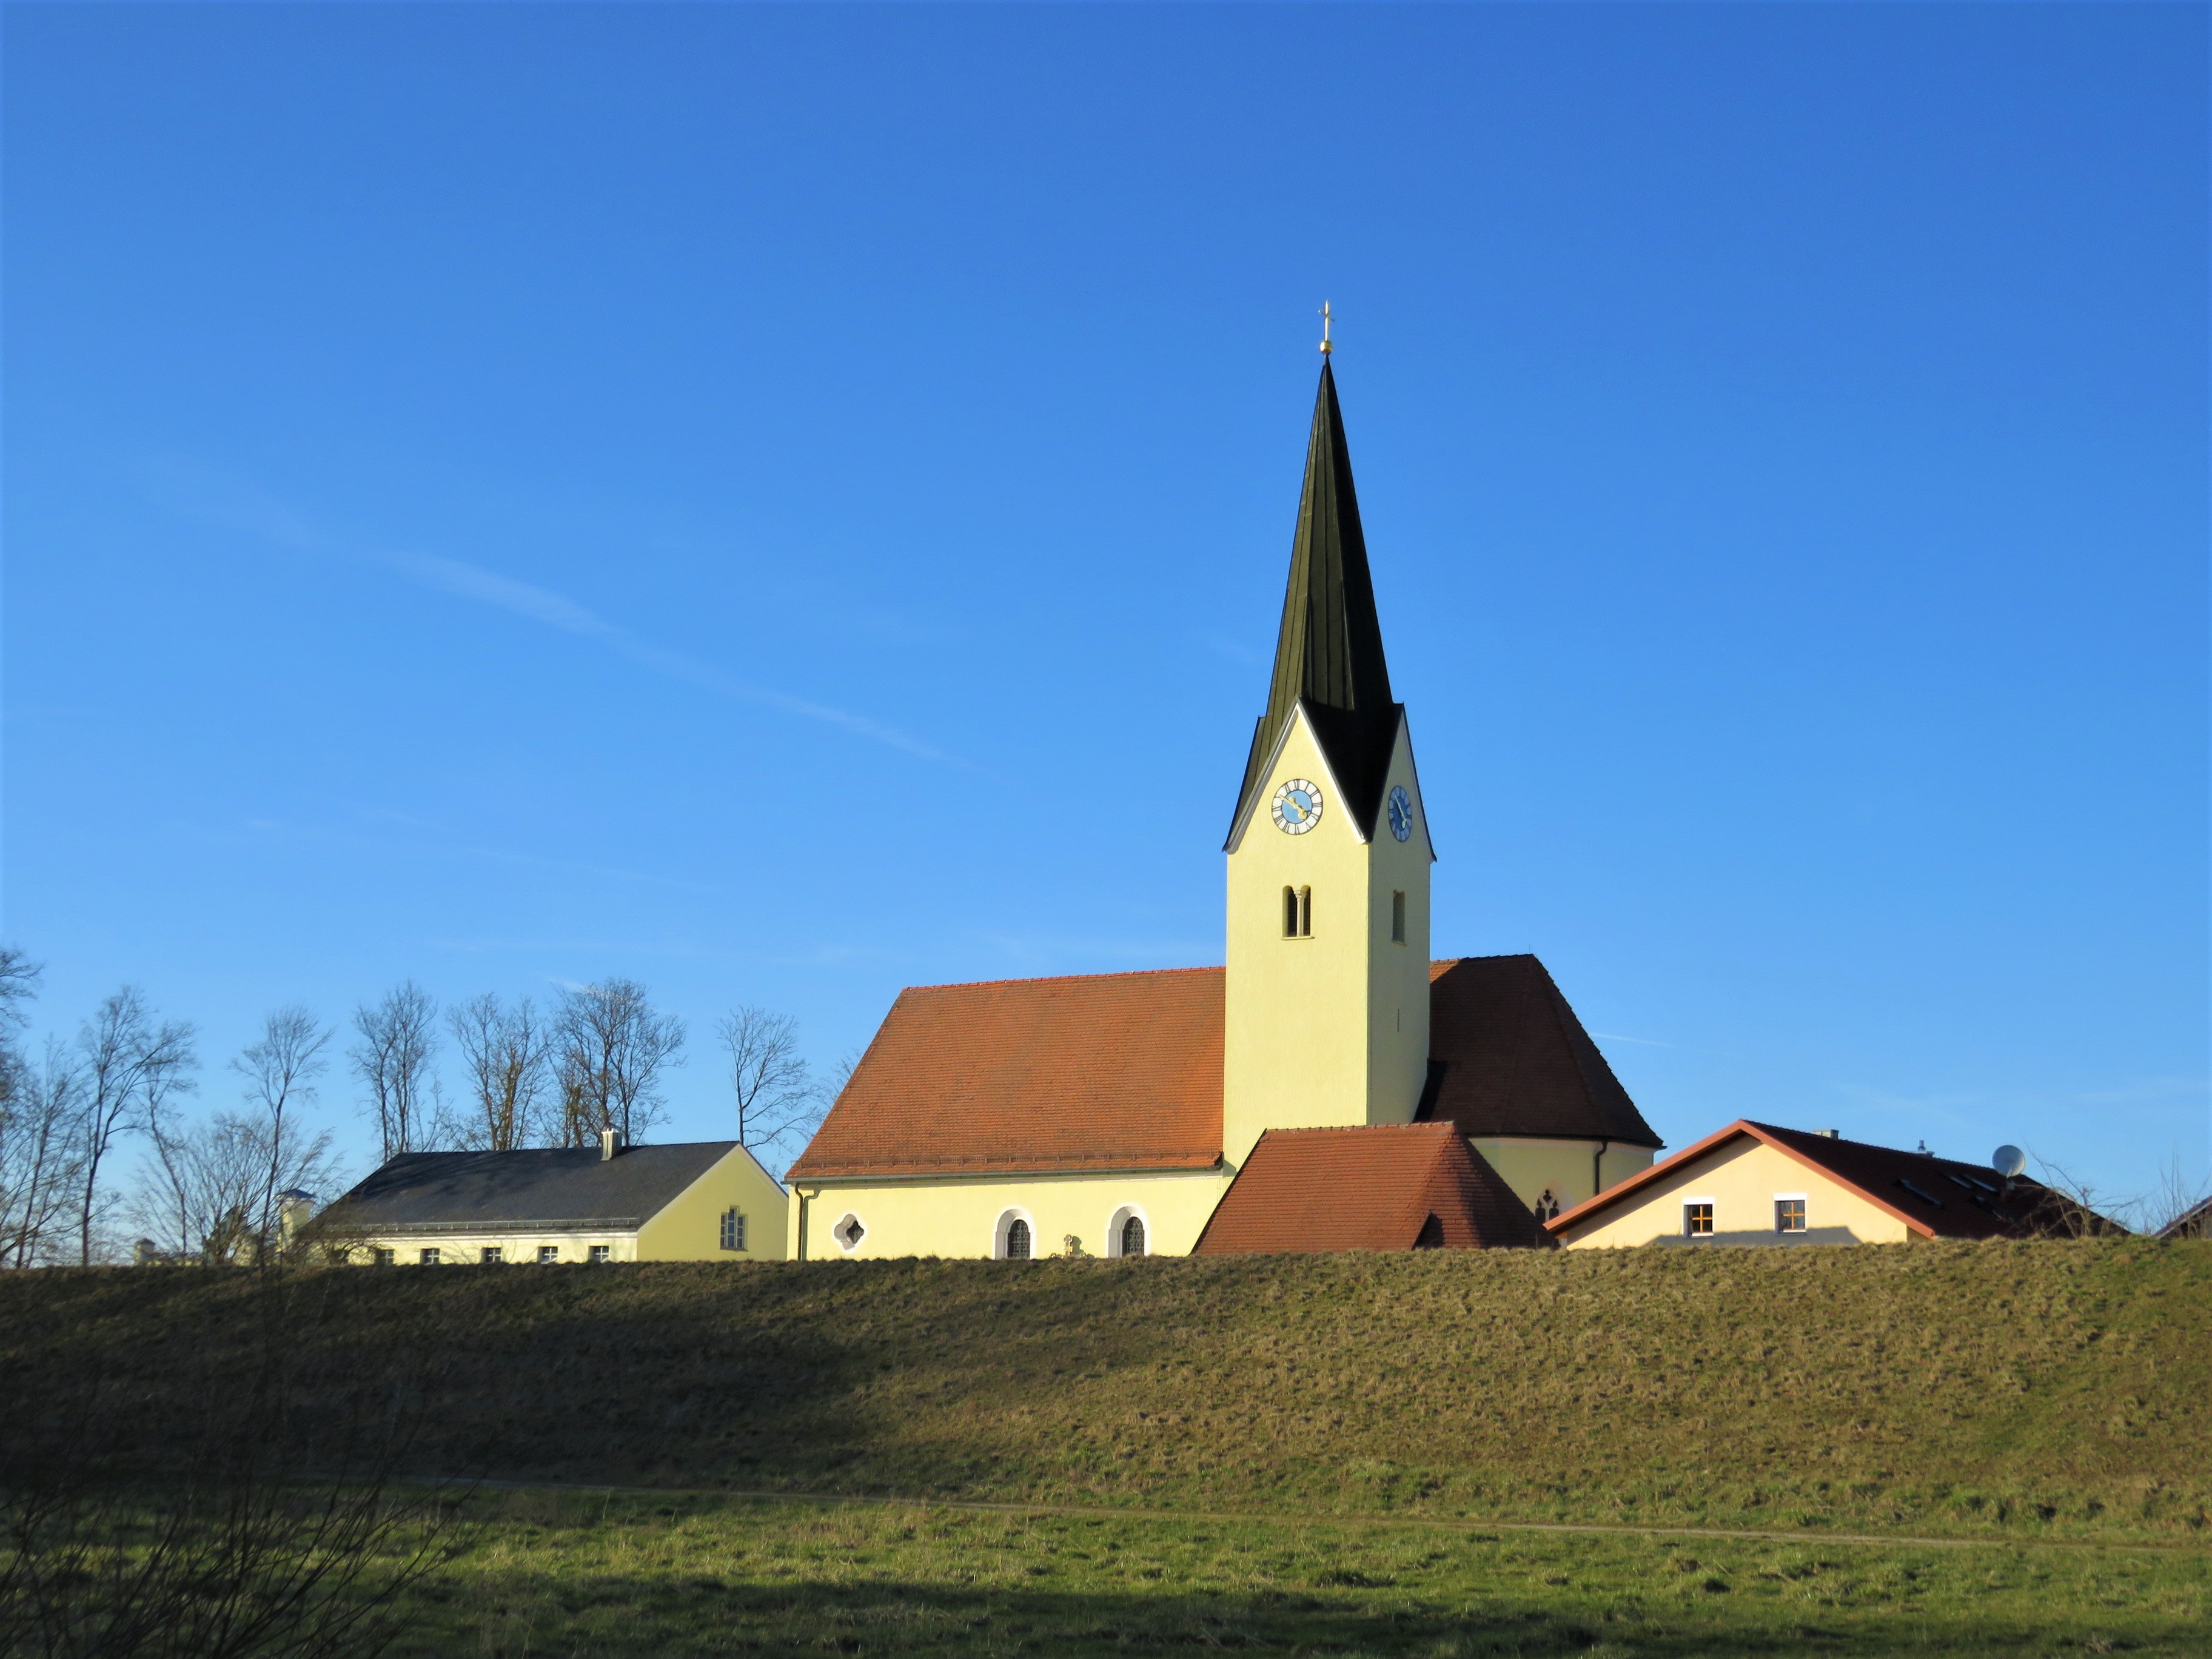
[720, 1208, 746, 1252]
[1392, 891, 1406, 943]
[537, 1245, 559, 1264]
[372, 1247, 395, 1267]
[419, 1247, 441, 1265]
[481, 1245, 503, 1264]
[1298, 886, 1312, 937]
[588, 1244, 612, 1264]
[1683, 1202, 1714, 1239]
[1775, 1198, 1807, 1234]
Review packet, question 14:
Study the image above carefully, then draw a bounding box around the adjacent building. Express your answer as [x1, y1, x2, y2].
[1545, 1119, 2111, 1248]
[320, 1132, 788, 1265]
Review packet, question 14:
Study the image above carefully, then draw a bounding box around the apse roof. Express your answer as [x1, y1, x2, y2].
[1419, 956, 1663, 1148]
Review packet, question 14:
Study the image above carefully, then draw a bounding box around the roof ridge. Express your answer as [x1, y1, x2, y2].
[1258, 1122, 1457, 1136]
[902, 964, 1225, 994]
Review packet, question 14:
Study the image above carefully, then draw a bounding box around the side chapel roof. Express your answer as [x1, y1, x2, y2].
[1229, 361, 1405, 845]
[786, 955, 1655, 1180]
[1547, 1119, 2125, 1243]
[323, 1141, 749, 1233]
[1193, 1124, 1553, 1253]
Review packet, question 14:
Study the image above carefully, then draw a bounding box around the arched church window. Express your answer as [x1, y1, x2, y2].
[1120, 1215, 1146, 1257]
[1533, 1190, 1560, 1224]
[1005, 1218, 1031, 1260]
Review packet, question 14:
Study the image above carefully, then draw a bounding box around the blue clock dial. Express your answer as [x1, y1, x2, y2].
[1271, 779, 1324, 835]
[1387, 785, 1414, 843]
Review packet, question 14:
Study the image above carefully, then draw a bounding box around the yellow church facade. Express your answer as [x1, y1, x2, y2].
[786, 357, 1658, 1259]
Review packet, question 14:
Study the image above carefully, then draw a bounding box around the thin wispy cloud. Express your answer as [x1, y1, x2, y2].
[1592, 1030, 1674, 1048]
[167, 468, 956, 765]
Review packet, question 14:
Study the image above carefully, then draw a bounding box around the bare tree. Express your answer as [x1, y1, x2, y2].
[552, 979, 685, 1145]
[130, 1108, 343, 1264]
[449, 993, 551, 1151]
[717, 1006, 824, 1157]
[0, 1041, 84, 1270]
[72, 990, 198, 1265]
[350, 982, 439, 1162]
[231, 1008, 332, 1249]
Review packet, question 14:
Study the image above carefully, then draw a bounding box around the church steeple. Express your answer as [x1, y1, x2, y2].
[1230, 361, 1406, 845]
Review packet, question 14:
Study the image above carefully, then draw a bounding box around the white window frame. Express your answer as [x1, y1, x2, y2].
[1105, 1203, 1152, 1258]
[831, 1212, 868, 1255]
[720, 1206, 746, 1252]
[1680, 1196, 1718, 1239]
[994, 1207, 1038, 1261]
[1773, 1193, 1809, 1234]
[537, 1245, 559, 1264]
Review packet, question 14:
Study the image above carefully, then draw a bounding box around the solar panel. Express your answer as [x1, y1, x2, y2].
[1897, 1178, 1946, 1210]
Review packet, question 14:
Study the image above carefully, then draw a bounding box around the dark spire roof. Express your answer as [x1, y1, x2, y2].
[1230, 361, 1406, 844]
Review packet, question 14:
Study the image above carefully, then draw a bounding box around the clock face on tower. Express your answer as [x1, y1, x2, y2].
[1387, 785, 1414, 842]
[1271, 779, 1323, 835]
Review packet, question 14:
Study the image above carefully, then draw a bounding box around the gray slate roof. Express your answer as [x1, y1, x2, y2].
[323, 1142, 744, 1235]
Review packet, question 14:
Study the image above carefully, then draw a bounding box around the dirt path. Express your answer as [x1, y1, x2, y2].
[451, 1478, 2209, 1555]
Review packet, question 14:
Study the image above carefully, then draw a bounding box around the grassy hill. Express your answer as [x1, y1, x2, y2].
[4, 1239, 2206, 1543]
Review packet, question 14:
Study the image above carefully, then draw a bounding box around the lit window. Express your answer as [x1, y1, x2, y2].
[1392, 891, 1406, 944]
[1775, 1198, 1806, 1234]
[588, 1244, 612, 1264]
[721, 1207, 746, 1252]
[419, 1247, 441, 1265]
[373, 1247, 395, 1267]
[537, 1245, 559, 1264]
[1120, 1215, 1146, 1257]
[1684, 1203, 1714, 1239]
[1005, 1218, 1032, 1260]
[481, 1245, 503, 1264]
[1533, 1189, 1561, 1223]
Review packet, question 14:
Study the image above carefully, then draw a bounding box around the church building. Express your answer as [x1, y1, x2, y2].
[785, 355, 1661, 1259]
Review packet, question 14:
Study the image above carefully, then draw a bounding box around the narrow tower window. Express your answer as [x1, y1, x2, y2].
[1283, 886, 1312, 938]
[1298, 886, 1312, 937]
[1392, 891, 1406, 943]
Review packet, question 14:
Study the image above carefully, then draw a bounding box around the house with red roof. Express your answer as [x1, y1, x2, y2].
[785, 353, 1659, 1259]
[1544, 1119, 2118, 1248]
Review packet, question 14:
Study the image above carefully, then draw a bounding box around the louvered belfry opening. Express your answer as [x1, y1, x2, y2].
[1230, 361, 1406, 846]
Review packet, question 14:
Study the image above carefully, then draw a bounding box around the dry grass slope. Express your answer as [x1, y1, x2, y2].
[4, 1239, 2205, 1541]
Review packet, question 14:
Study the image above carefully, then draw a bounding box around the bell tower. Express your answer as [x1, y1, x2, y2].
[1222, 359, 1434, 1168]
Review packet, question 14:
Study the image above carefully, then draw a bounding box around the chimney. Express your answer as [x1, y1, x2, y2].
[600, 1127, 623, 1161]
[1815, 1128, 1841, 1139]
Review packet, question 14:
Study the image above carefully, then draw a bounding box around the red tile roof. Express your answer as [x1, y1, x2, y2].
[1547, 1119, 2124, 1242]
[1193, 1124, 1552, 1253]
[790, 956, 1658, 1180]
[787, 968, 1224, 1180]
[1421, 956, 1662, 1148]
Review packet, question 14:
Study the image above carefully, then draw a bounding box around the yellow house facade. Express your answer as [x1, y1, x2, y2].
[787, 357, 1660, 1258]
[1549, 1119, 2102, 1248]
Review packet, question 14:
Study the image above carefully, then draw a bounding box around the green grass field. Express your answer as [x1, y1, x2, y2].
[399, 1488, 2208, 1658]
[6, 1241, 2207, 1654]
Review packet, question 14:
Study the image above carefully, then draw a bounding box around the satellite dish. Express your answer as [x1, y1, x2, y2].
[1992, 1145, 2026, 1179]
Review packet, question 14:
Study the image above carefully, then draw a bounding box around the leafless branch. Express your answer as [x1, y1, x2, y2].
[350, 984, 439, 1162]
[717, 1007, 822, 1157]
[552, 980, 684, 1145]
[448, 994, 552, 1151]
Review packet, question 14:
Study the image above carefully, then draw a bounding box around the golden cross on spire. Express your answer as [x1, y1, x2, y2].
[1319, 300, 1334, 356]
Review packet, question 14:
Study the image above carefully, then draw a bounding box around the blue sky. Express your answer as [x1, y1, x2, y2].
[6, 4, 2205, 1200]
